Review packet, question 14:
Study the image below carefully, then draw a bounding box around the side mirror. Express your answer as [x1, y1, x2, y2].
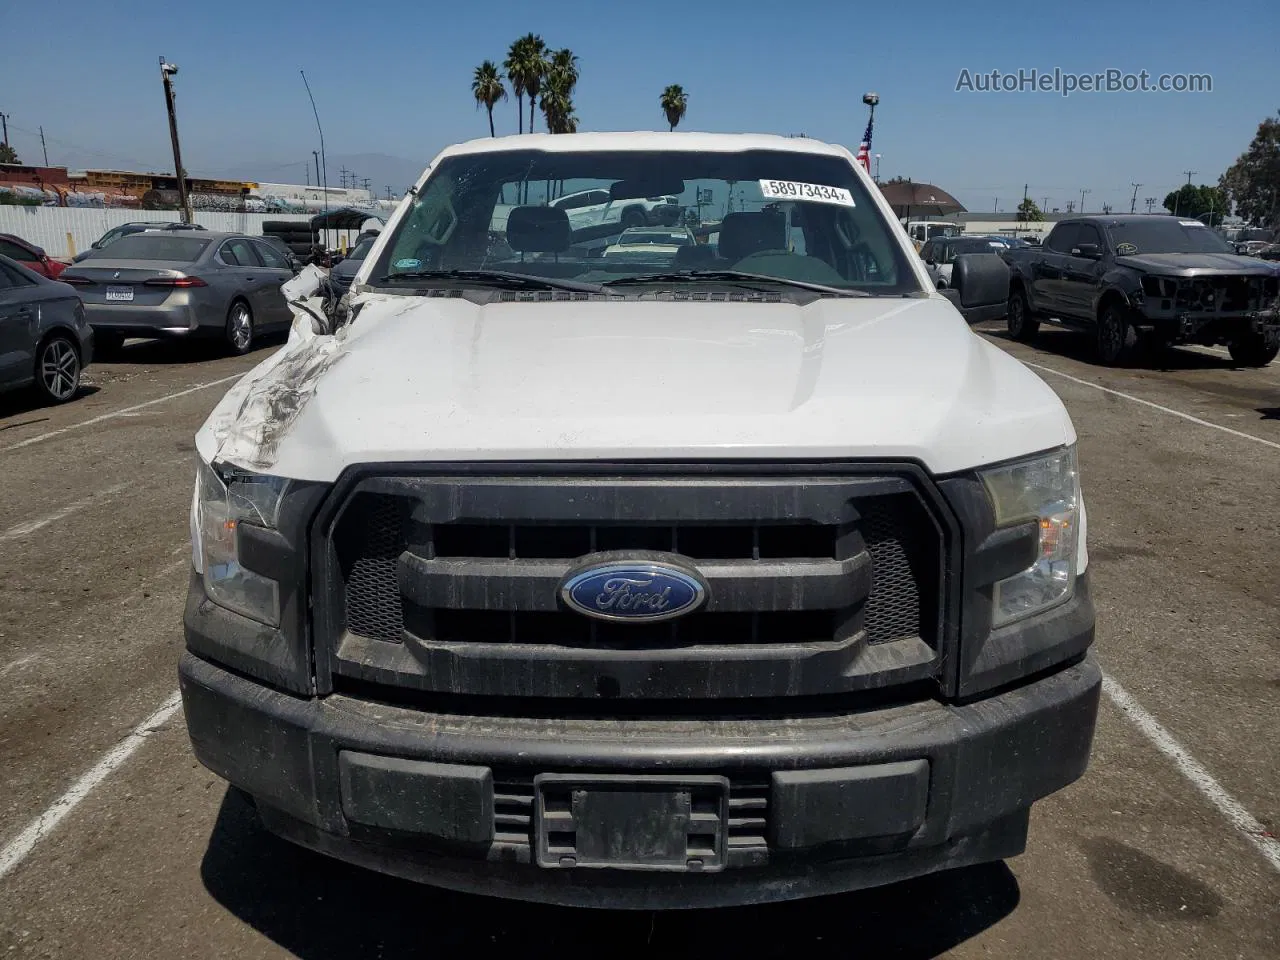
[1073, 243, 1101, 259]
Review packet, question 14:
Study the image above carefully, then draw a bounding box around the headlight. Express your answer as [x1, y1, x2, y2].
[980, 446, 1079, 628]
[194, 459, 289, 626]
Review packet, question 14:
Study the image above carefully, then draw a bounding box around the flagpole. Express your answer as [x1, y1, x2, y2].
[861, 92, 879, 176]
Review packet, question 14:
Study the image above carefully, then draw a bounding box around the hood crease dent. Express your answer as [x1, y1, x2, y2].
[195, 293, 1075, 483]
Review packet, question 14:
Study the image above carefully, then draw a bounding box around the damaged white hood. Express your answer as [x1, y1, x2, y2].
[195, 293, 1075, 483]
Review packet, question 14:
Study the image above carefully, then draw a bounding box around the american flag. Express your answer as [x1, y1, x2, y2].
[855, 116, 873, 174]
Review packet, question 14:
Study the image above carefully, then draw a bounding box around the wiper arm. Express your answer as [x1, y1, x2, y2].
[603, 269, 868, 297]
[376, 268, 610, 295]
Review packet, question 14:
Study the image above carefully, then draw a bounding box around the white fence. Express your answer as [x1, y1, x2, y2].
[0, 207, 316, 259]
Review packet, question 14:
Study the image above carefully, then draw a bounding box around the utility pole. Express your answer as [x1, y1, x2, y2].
[385, 185, 393, 201]
[305, 162, 310, 186]
[0, 112, 8, 148]
[1144, 197, 1156, 214]
[339, 167, 351, 189]
[360, 177, 371, 195]
[1183, 169, 1197, 186]
[312, 151, 320, 192]
[1042, 196, 1049, 213]
[159, 58, 191, 224]
[1079, 188, 1090, 214]
[1129, 182, 1142, 214]
[301, 70, 328, 222]
[39, 126, 48, 165]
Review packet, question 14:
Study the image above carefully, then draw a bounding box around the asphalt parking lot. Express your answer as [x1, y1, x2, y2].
[0, 326, 1277, 958]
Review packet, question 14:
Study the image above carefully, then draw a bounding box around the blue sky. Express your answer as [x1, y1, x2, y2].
[3, 0, 1277, 213]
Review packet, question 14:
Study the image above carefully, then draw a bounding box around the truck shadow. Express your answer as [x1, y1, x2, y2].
[976, 324, 1244, 372]
[200, 788, 1020, 958]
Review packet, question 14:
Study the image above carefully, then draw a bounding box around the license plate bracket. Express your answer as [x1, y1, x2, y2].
[105, 285, 134, 302]
[534, 774, 728, 872]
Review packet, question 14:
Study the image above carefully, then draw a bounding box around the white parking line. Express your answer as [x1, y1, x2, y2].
[1020, 360, 1280, 453]
[0, 374, 242, 454]
[0, 692, 182, 881]
[0, 482, 130, 542]
[1103, 675, 1280, 872]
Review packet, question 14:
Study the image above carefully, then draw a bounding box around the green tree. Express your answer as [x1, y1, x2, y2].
[540, 49, 580, 134]
[505, 34, 548, 134]
[1162, 183, 1228, 222]
[1220, 112, 1280, 228]
[503, 38, 531, 134]
[660, 84, 688, 131]
[0, 143, 19, 164]
[1016, 197, 1044, 222]
[472, 61, 508, 137]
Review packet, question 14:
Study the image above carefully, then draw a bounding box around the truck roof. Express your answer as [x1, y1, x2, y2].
[438, 131, 851, 160]
[1058, 214, 1200, 226]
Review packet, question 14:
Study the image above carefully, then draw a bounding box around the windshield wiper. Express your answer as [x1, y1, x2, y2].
[376, 268, 610, 295]
[602, 269, 868, 297]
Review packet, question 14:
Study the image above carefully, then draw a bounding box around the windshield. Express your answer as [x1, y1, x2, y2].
[1107, 219, 1234, 256]
[615, 229, 693, 247]
[93, 235, 210, 261]
[371, 149, 920, 297]
[347, 238, 376, 261]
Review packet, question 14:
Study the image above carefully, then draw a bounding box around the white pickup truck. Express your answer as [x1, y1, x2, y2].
[182, 131, 1098, 910]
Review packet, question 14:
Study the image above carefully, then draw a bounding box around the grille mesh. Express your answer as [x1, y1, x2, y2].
[861, 503, 926, 643]
[338, 493, 408, 643]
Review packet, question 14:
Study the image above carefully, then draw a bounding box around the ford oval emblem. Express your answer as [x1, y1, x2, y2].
[560, 558, 708, 623]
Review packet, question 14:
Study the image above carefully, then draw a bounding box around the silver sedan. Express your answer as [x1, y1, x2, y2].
[61, 231, 296, 355]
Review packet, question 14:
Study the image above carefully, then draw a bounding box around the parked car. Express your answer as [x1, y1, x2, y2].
[326, 235, 377, 298]
[258, 235, 304, 274]
[183, 131, 1097, 910]
[73, 221, 207, 263]
[1003, 215, 1280, 366]
[491, 191, 682, 236]
[1236, 240, 1273, 257]
[920, 235, 1006, 287]
[0, 233, 70, 279]
[0, 254, 93, 404]
[601, 226, 697, 262]
[60, 231, 294, 355]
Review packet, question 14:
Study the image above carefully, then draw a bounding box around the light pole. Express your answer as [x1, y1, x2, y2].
[873, 154, 881, 182]
[159, 58, 191, 224]
[301, 70, 328, 224]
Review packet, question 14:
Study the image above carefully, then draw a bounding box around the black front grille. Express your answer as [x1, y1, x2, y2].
[318, 469, 950, 702]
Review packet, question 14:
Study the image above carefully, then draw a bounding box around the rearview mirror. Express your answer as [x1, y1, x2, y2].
[1073, 243, 1101, 259]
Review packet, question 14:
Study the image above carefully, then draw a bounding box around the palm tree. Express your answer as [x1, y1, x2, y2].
[516, 35, 549, 133]
[660, 84, 688, 132]
[503, 38, 529, 134]
[540, 49, 580, 134]
[471, 61, 507, 137]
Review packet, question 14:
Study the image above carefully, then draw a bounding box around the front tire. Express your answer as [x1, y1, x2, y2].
[1096, 301, 1139, 366]
[1228, 330, 1280, 367]
[34, 335, 82, 404]
[225, 300, 255, 356]
[1006, 287, 1039, 341]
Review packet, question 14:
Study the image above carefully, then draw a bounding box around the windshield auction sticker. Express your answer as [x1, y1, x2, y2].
[759, 180, 855, 206]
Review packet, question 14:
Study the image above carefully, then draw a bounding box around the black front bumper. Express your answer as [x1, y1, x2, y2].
[179, 649, 1101, 909]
